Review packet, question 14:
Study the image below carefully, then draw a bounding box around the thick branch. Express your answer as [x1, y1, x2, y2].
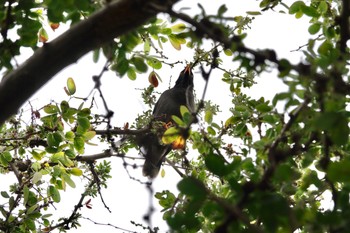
[0, 0, 179, 126]
[75, 150, 125, 163]
[95, 127, 149, 136]
[339, 0, 350, 53]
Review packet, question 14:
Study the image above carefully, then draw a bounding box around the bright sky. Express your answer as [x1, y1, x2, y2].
[2, 0, 313, 232]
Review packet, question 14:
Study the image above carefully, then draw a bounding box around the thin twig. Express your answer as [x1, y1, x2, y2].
[81, 216, 137, 233]
[87, 162, 112, 213]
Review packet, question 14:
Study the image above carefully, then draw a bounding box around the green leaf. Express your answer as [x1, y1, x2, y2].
[289, 1, 305, 14]
[84, 131, 96, 141]
[32, 172, 42, 184]
[272, 92, 290, 106]
[168, 34, 186, 51]
[24, 218, 36, 231]
[74, 136, 85, 154]
[274, 164, 301, 182]
[295, 11, 304, 19]
[61, 172, 76, 188]
[132, 57, 148, 73]
[256, 103, 272, 113]
[1, 191, 9, 198]
[70, 168, 83, 176]
[50, 152, 64, 163]
[205, 153, 228, 176]
[172, 115, 184, 126]
[44, 104, 58, 114]
[92, 48, 100, 63]
[246, 11, 261, 15]
[162, 127, 180, 144]
[147, 57, 162, 70]
[48, 185, 61, 203]
[23, 185, 29, 206]
[64, 149, 76, 158]
[155, 190, 176, 210]
[47, 132, 60, 148]
[26, 204, 38, 215]
[2, 151, 12, 163]
[207, 126, 216, 135]
[312, 112, 349, 146]
[308, 23, 321, 35]
[204, 110, 213, 124]
[177, 177, 207, 200]
[144, 38, 150, 53]
[217, 4, 228, 16]
[66, 77, 76, 95]
[65, 131, 75, 141]
[223, 49, 233, 56]
[77, 116, 90, 132]
[327, 160, 350, 183]
[318, 1, 328, 14]
[170, 23, 186, 33]
[180, 105, 190, 117]
[317, 40, 333, 56]
[127, 67, 137, 80]
[113, 57, 129, 77]
[300, 5, 319, 17]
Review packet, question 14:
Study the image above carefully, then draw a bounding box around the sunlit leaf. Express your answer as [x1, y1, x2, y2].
[32, 171, 42, 184]
[246, 11, 261, 15]
[61, 172, 76, 188]
[223, 49, 233, 56]
[70, 168, 83, 176]
[162, 127, 180, 144]
[44, 104, 58, 114]
[204, 110, 213, 124]
[84, 131, 96, 141]
[171, 23, 186, 33]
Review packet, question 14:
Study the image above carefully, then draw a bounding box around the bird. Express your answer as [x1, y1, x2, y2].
[139, 65, 195, 178]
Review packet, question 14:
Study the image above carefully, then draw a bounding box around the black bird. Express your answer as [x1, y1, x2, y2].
[140, 65, 195, 178]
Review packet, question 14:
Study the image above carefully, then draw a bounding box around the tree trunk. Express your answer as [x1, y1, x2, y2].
[0, 0, 178, 125]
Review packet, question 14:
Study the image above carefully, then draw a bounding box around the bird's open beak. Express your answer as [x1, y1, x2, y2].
[184, 64, 192, 74]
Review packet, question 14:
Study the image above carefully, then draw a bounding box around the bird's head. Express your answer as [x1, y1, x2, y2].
[174, 64, 193, 88]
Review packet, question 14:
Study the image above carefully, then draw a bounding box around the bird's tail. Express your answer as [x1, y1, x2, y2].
[142, 158, 161, 179]
[138, 133, 170, 178]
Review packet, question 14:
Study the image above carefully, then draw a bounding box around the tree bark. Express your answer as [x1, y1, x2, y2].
[0, 0, 178, 125]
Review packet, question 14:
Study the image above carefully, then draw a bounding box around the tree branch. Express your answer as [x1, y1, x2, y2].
[95, 127, 149, 136]
[75, 150, 125, 163]
[339, 0, 350, 53]
[0, 0, 179, 126]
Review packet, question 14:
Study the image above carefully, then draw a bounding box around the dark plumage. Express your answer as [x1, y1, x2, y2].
[140, 65, 195, 178]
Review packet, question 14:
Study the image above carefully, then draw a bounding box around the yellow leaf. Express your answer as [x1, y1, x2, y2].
[169, 36, 181, 50]
[162, 127, 180, 144]
[70, 168, 83, 176]
[171, 23, 186, 33]
[161, 168, 165, 178]
[84, 131, 96, 141]
[180, 105, 190, 116]
[67, 77, 76, 95]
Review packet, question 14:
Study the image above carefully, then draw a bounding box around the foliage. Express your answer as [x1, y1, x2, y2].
[1, 0, 350, 232]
